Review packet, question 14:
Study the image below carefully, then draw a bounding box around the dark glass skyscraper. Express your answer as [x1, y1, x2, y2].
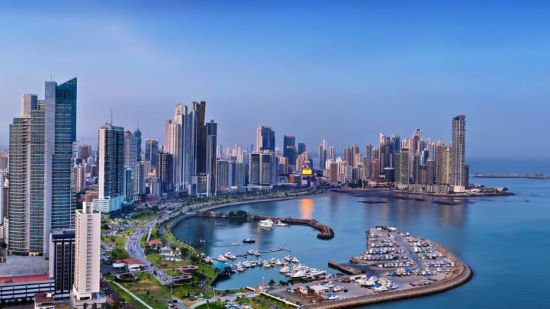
[283, 135, 296, 166]
[297, 142, 306, 155]
[48, 79, 77, 234]
[133, 128, 142, 162]
[256, 126, 275, 152]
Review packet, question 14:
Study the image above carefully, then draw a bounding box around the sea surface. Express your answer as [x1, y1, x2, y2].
[173, 160, 550, 308]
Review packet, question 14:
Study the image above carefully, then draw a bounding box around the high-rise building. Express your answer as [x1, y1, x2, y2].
[260, 152, 277, 186]
[123, 130, 137, 169]
[216, 160, 231, 189]
[71, 202, 104, 308]
[318, 139, 328, 170]
[451, 115, 467, 191]
[256, 126, 275, 152]
[435, 142, 451, 185]
[8, 78, 77, 256]
[283, 136, 296, 170]
[98, 124, 125, 199]
[233, 162, 247, 188]
[158, 151, 174, 194]
[124, 168, 134, 202]
[364, 145, 373, 179]
[248, 153, 260, 185]
[77, 145, 91, 162]
[133, 128, 142, 162]
[164, 119, 173, 154]
[0, 171, 4, 231]
[134, 161, 146, 196]
[97, 123, 125, 213]
[74, 164, 86, 193]
[169, 102, 209, 195]
[205, 121, 217, 196]
[351, 144, 360, 167]
[46, 79, 78, 237]
[0, 151, 8, 172]
[144, 139, 159, 172]
[329, 146, 336, 161]
[297, 142, 306, 155]
[396, 148, 409, 185]
[49, 229, 75, 299]
[344, 145, 352, 165]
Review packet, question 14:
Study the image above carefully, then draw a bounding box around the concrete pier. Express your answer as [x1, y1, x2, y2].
[193, 211, 335, 240]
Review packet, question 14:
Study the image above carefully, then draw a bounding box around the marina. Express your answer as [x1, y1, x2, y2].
[267, 226, 471, 308]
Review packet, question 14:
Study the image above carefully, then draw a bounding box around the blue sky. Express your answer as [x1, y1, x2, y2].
[1, 1, 549, 158]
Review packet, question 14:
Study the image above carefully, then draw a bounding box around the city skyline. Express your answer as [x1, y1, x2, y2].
[2, 1, 550, 158]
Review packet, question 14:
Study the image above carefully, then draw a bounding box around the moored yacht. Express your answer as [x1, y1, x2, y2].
[259, 219, 274, 229]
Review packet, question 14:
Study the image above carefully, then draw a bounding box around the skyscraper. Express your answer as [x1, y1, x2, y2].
[451, 115, 467, 191]
[396, 148, 409, 185]
[49, 229, 75, 299]
[97, 123, 125, 212]
[133, 128, 142, 162]
[249, 153, 260, 185]
[71, 202, 104, 308]
[157, 151, 174, 194]
[329, 145, 336, 161]
[256, 126, 275, 152]
[145, 139, 159, 171]
[8, 78, 77, 256]
[283, 135, 296, 170]
[168, 101, 213, 196]
[318, 139, 327, 170]
[297, 142, 306, 155]
[205, 120, 217, 196]
[123, 130, 137, 169]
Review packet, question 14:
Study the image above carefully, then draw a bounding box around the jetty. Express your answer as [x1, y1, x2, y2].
[192, 211, 335, 240]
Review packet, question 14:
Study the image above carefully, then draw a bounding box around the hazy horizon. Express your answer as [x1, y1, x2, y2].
[1, 1, 550, 158]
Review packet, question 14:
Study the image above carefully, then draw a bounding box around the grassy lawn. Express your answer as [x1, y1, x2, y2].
[106, 279, 149, 309]
[236, 297, 273, 309]
[195, 301, 226, 309]
[103, 235, 130, 259]
[119, 272, 172, 309]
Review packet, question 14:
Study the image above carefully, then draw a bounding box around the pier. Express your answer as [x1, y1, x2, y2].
[193, 211, 335, 240]
[327, 261, 362, 275]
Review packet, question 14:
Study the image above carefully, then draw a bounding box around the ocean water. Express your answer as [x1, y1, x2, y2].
[173, 161, 550, 308]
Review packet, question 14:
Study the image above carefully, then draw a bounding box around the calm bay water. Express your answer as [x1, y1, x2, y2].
[173, 166, 550, 308]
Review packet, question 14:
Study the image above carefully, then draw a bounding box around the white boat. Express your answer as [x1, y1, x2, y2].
[259, 219, 274, 229]
[291, 257, 300, 263]
[275, 259, 283, 266]
[275, 220, 288, 227]
[263, 262, 272, 268]
[290, 270, 307, 278]
[253, 250, 261, 256]
[224, 252, 237, 260]
[280, 266, 291, 274]
[217, 255, 227, 262]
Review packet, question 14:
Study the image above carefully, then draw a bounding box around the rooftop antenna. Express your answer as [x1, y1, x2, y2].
[110, 109, 113, 125]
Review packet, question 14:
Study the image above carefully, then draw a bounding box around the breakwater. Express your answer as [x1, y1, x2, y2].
[193, 211, 335, 240]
